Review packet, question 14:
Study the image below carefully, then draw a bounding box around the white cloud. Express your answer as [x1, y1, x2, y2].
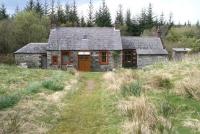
[77, 0, 200, 24]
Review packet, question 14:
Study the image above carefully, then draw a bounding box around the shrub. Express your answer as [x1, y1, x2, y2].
[0, 94, 20, 109]
[42, 80, 64, 91]
[121, 81, 142, 97]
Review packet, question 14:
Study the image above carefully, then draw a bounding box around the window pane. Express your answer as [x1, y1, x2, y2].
[52, 56, 58, 64]
[63, 55, 69, 63]
[101, 52, 107, 63]
[102, 56, 107, 62]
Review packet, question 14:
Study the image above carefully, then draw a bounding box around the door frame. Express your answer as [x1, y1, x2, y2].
[78, 52, 91, 71]
[123, 49, 137, 68]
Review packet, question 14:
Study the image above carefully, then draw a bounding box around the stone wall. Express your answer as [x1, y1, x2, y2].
[47, 50, 122, 71]
[47, 51, 61, 69]
[137, 55, 168, 68]
[15, 54, 43, 68]
[172, 51, 187, 61]
[91, 51, 122, 71]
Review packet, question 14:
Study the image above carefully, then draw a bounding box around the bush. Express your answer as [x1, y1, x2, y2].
[0, 54, 15, 65]
[121, 81, 141, 97]
[42, 80, 64, 91]
[0, 94, 20, 109]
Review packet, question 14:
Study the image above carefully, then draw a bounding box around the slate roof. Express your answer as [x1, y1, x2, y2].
[47, 27, 122, 51]
[14, 43, 48, 54]
[122, 36, 168, 55]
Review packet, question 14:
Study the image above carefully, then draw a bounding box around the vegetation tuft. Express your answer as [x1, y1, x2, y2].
[25, 82, 42, 94]
[159, 100, 175, 117]
[42, 80, 65, 91]
[121, 81, 141, 97]
[0, 94, 20, 110]
[158, 77, 174, 89]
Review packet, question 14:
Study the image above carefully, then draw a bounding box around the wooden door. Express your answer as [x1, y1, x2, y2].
[78, 55, 91, 71]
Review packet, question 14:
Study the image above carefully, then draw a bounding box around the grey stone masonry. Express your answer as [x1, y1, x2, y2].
[15, 54, 43, 68]
[137, 55, 168, 68]
[47, 50, 122, 71]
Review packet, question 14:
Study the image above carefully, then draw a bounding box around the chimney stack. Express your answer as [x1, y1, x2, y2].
[157, 26, 162, 38]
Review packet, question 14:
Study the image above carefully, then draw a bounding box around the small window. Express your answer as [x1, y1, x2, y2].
[124, 51, 132, 63]
[99, 51, 109, 64]
[62, 51, 71, 65]
[52, 56, 58, 65]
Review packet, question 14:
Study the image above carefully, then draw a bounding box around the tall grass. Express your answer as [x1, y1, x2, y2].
[42, 80, 64, 91]
[121, 81, 141, 97]
[0, 94, 21, 109]
[118, 96, 173, 133]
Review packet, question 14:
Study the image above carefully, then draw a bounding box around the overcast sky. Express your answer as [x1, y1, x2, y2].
[0, 0, 199, 24]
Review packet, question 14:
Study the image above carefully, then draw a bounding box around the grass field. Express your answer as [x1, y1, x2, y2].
[50, 73, 121, 134]
[0, 65, 76, 133]
[104, 56, 200, 134]
[1, 56, 200, 134]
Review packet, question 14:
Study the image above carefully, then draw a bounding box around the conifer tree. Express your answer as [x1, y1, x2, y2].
[146, 3, 154, 29]
[44, 0, 49, 16]
[168, 12, 173, 25]
[125, 9, 132, 26]
[95, 0, 112, 27]
[80, 16, 86, 27]
[69, 0, 79, 26]
[57, 0, 65, 24]
[0, 4, 8, 20]
[25, 0, 35, 11]
[159, 12, 164, 25]
[115, 4, 124, 27]
[65, 2, 71, 26]
[87, 0, 94, 27]
[139, 8, 147, 31]
[196, 20, 200, 28]
[50, 0, 56, 27]
[15, 5, 20, 14]
[34, 0, 44, 16]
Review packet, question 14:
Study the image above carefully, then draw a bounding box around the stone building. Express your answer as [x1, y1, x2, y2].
[172, 48, 191, 61]
[15, 27, 168, 71]
[122, 37, 168, 68]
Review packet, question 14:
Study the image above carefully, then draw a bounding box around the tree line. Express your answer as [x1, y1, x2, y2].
[0, 0, 183, 54]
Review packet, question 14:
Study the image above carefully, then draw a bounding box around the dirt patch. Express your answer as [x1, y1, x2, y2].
[86, 80, 95, 91]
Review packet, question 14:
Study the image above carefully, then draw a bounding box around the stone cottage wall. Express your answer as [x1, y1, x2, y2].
[172, 51, 187, 61]
[137, 55, 168, 68]
[15, 54, 42, 68]
[91, 51, 122, 71]
[47, 51, 61, 69]
[47, 50, 122, 71]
